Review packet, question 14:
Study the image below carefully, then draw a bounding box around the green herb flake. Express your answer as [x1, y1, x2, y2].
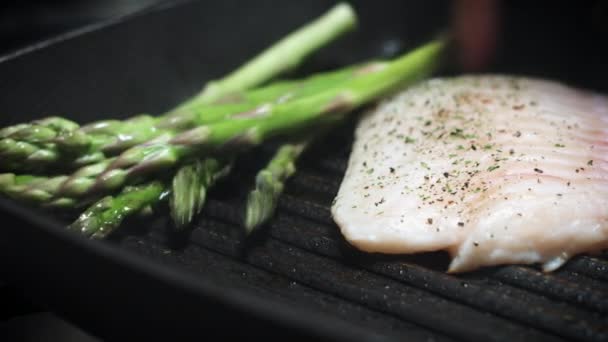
[487, 165, 500, 172]
[450, 128, 465, 139]
[554, 143, 565, 148]
[420, 162, 431, 170]
[404, 136, 416, 144]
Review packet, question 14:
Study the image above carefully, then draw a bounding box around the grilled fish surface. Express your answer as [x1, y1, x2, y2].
[331, 75, 608, 272]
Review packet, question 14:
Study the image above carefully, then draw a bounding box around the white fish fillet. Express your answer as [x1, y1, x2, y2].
[331, 75, 608, 273]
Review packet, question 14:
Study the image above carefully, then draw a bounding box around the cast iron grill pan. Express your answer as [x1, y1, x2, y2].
[0, 0, 607, 341]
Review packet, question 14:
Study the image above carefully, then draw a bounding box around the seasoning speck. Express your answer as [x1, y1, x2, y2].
[427, 218, 433, 225]
[487, 165, 500, 172]
[534, 168, 544, 173]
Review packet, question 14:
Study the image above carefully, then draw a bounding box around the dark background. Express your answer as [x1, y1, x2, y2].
[0, 1, 606, 341]
[0, 1, 165, 56]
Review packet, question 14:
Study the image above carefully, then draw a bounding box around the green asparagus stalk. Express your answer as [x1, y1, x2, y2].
[0, 63, 360, 172]
[60, 62, 367, 226]
[169, 158, 232, 229]
[66, 3, 359, 236]
[167, 11, 369, 228]
[166, 64, 366, 229]
[3, 37, 443, 214]
[188, 2, 357, 104]
[85, 39, 444, 197]
[0, 63, 362, 202]
[244, 141, 307, 233]
[0, 2, 357, 173]
[0, 158, 114, 208]
[67, 181, 166, 239]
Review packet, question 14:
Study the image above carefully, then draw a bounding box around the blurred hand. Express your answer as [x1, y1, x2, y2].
[452, 0, 499, 71]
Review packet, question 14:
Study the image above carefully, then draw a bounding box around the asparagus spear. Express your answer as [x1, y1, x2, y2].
[244, 142, 307, 233]
[84, 39, 445, 197]
[169, 158, 232, 229]
[67, 181, 166, 239]
[66, 3, 359, 236]
[189, 2, 357, 104]
[2, 38, 443, 212]
[40, 62, 360, 203]
[73, 60, 366, 229]
[0, 158, 114, 208]
[68, 37, 444, 237]
[0, 2, 357, 172]
[0, 63, 361, 172]
[166, 64, 367, 229]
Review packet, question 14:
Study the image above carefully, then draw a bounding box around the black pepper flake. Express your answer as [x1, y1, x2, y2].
[534, 168, 544, 173]
[426, 218, 433, 225]
[473, 242, 479, 247]
[588, 160, 594, 166]
[374, 197, 385, 207]
[389, 167, 395, 173]
[457, 222, 464, 227]
[513, 131, 522, 138]
[443, 172, 450, 178]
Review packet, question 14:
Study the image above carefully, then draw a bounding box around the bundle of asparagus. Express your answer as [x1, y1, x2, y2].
[0, 2, 446, 239]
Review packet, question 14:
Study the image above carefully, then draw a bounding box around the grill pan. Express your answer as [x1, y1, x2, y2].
[0, 0, 607, 341]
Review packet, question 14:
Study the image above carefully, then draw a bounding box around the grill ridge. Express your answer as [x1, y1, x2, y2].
[188, 218, 563, 342]
[119, 233, 451, 342]
[199, 200, 607, 342]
